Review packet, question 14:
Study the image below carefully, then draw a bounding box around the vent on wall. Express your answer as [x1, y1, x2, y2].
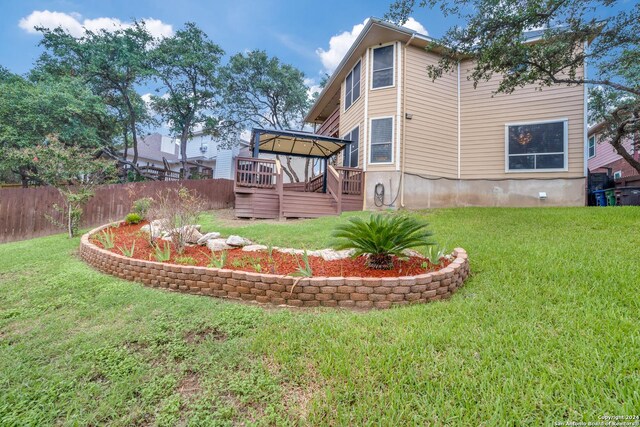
[200, 144, 208, 153]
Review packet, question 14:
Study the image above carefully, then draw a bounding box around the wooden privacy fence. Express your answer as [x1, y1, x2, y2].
[0, 179, 235, 244]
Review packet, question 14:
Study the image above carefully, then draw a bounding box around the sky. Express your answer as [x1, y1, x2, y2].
[0, 0, 457, 90]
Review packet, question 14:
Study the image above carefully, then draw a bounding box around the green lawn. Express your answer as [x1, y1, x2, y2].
[1, 207, 639, 426]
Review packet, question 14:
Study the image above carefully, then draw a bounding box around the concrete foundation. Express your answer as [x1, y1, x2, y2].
[365, 171, 586, 209]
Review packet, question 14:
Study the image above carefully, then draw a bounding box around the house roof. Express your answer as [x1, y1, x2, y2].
[305, 17, 434, 124]
[305, 17, 594, 124]
[250, 128, 352, 158]
[135, 133, 179, 163]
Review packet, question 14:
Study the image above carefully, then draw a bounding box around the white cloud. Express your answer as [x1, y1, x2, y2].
[304, 77, 323, 99]
[19, 10, 173, 39]
[316, 19, 369, 74]
[316, 17, 429, 73]
[402, 17, 429, 36]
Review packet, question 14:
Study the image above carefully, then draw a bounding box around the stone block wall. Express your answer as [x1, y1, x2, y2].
[80, 224, 470, 310]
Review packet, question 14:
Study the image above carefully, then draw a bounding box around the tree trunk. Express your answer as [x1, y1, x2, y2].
[276, 154, 295, 182]
[286, 156, 300, 182]
[67, 201, 73, 238]
[122, 93, 139, 167]
[180, 127, 190, 180]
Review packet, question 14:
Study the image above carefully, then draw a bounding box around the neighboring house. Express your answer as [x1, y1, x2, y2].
[124, 132, 247, 180]
[587, 122, 639, 180]
[306, 18, 588, 208]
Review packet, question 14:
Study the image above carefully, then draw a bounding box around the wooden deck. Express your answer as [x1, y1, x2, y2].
[234, 157, 364, 219]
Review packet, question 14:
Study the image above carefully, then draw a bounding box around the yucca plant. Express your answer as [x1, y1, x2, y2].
[332, 214, 434, 269]
[152, 242, 171, 262]
[95, 229, 115, 249]
[118, 241, 135, 257]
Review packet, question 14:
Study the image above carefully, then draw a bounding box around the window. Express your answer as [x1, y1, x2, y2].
[372, 45, 394, 89]
[506, 120, 567, 171]
[588, 135, 596, 159]
[342, 127, 359, 168]
[613, 170, 622, 180]
[370, 118, 393, 163]
[344, 61, 361, 110]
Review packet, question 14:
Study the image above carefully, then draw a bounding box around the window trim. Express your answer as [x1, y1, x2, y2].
[504, 118, 569, 173]
[613, 170, 622, 180]
[344, 60, 361, 112]
[342, 125, 360, 168]
[588, 135, 596, 159]
[370, 43, 395, 91]
[369, 116, 395, 165]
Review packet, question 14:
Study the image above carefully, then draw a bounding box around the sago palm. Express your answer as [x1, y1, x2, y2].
[332, 214, 434, 269]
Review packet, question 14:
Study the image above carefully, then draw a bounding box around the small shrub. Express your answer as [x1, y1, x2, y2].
[152, 242, 171, 262]
[291, 250, 313, 277]
[118, 242, 135, 257]
[147, 188, 206, 255]
[207, 251, 228, 269]
[332, 214, 434, 270]
[425, 245, 448, 266]
[231, 258, 245, 269]
[131, 197, 153, 219]
[95, 229, 115, 249]
[175, 256, 197, 266]
[252, 263, 262, 273]
[124, 213, 142, 225]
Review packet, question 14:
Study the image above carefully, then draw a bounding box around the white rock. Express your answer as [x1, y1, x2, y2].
[197, 232, 221, 245]
[226, 235, 251, 247]
[242, 244, 268, 252]
[181, 225, 203, 244]
[316, 248, 356, 261]
[206, 238, 234, 251]
[277, 248, 306, 255]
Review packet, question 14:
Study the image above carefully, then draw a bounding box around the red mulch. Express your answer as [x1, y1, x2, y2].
[92, 221, 450, 278]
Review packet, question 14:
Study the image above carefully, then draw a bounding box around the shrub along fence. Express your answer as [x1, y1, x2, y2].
[0, 179, 234, 244]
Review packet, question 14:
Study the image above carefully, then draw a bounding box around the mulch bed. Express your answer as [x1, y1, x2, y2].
[91, 221, 450, 278]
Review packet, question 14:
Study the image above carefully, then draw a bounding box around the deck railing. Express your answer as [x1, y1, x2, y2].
[326, 166, 342, 213]
[235, 157, 277, 189]
[138, 166, 181, 181]
[335, 166, 363, 195]
[317, 106, 340, 137]
[306, 173, 324, 192]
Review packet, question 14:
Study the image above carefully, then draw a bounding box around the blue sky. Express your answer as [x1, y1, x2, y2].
[0, 0, 456, 86]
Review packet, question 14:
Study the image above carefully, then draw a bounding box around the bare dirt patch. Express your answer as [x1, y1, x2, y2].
[177, 370, 201, 399]
[183, 327, 227, 344]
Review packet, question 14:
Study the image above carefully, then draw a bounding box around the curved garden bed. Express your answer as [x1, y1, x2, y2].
[79, 222, 470, 309]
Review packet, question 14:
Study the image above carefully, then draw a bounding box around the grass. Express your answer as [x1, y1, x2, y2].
[1, 207, 639, 425]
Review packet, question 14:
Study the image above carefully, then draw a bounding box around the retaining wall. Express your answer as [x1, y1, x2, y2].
[80, 224, 470, 309]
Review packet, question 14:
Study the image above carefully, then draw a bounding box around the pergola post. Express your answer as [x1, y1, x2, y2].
[322, 158, 328, 193]
[252, 132, 260, 158]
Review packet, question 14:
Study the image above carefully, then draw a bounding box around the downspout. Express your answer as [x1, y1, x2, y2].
[457, 61, 461, 179]
[583, 40, 588, 179]
[400, 35, 415, 208]
[363, 48, 370, 210]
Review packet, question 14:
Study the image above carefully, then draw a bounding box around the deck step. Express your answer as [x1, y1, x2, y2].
[281, 192, 338, 218]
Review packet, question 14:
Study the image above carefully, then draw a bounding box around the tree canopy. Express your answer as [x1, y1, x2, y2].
[386, 0, 640, 173]
[149, 22, 225, 178]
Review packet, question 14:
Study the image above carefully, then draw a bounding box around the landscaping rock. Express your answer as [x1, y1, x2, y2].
[277, 247, 306, 255]
[197, 232, 221, 245]
[226, 235, 251, 247]
[242, 244, 268, 252]
[206, 238, 233, 251]
[316, 248, 356, 261]
[181, 225, 203, 244]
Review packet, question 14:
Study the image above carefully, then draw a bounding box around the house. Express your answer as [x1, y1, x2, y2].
[587, 122, 639, 180]
[305, 18, 588, 208]
[124, 132, 247, 180]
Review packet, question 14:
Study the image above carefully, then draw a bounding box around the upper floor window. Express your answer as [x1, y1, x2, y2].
[588, 135, 596, 159]
[372, 45, 394, 89]
[344, 61, 361, 110]
[506, 120, 568, 171]
[342, 126, 359, 168]
[370, 117, 393, 163]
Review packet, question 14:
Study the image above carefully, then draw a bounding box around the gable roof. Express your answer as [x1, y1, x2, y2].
[305, 17, 434, 124]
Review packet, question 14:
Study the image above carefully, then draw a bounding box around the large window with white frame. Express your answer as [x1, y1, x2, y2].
[342, 126, 359, 168]
[370, 117, 393, 163]
[372, 45, 394, 89]
[506, 119, 568, 171]
[588, 135, 596, 159]
[344, 61, 361, 110]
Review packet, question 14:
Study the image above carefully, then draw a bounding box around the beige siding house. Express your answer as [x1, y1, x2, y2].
[306, 18, 587, 208]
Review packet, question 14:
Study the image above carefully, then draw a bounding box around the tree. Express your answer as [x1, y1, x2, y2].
[220, 50, 311, 181]
[28, 138, 116, 237]
[0, 71, 113, 187]
[149, 23, 225, 179]
[36, 22, 155, 173]
[386, 0, 640, 173]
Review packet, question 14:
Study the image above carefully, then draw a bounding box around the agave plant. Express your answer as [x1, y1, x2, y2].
[332, 214, 434, 269]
